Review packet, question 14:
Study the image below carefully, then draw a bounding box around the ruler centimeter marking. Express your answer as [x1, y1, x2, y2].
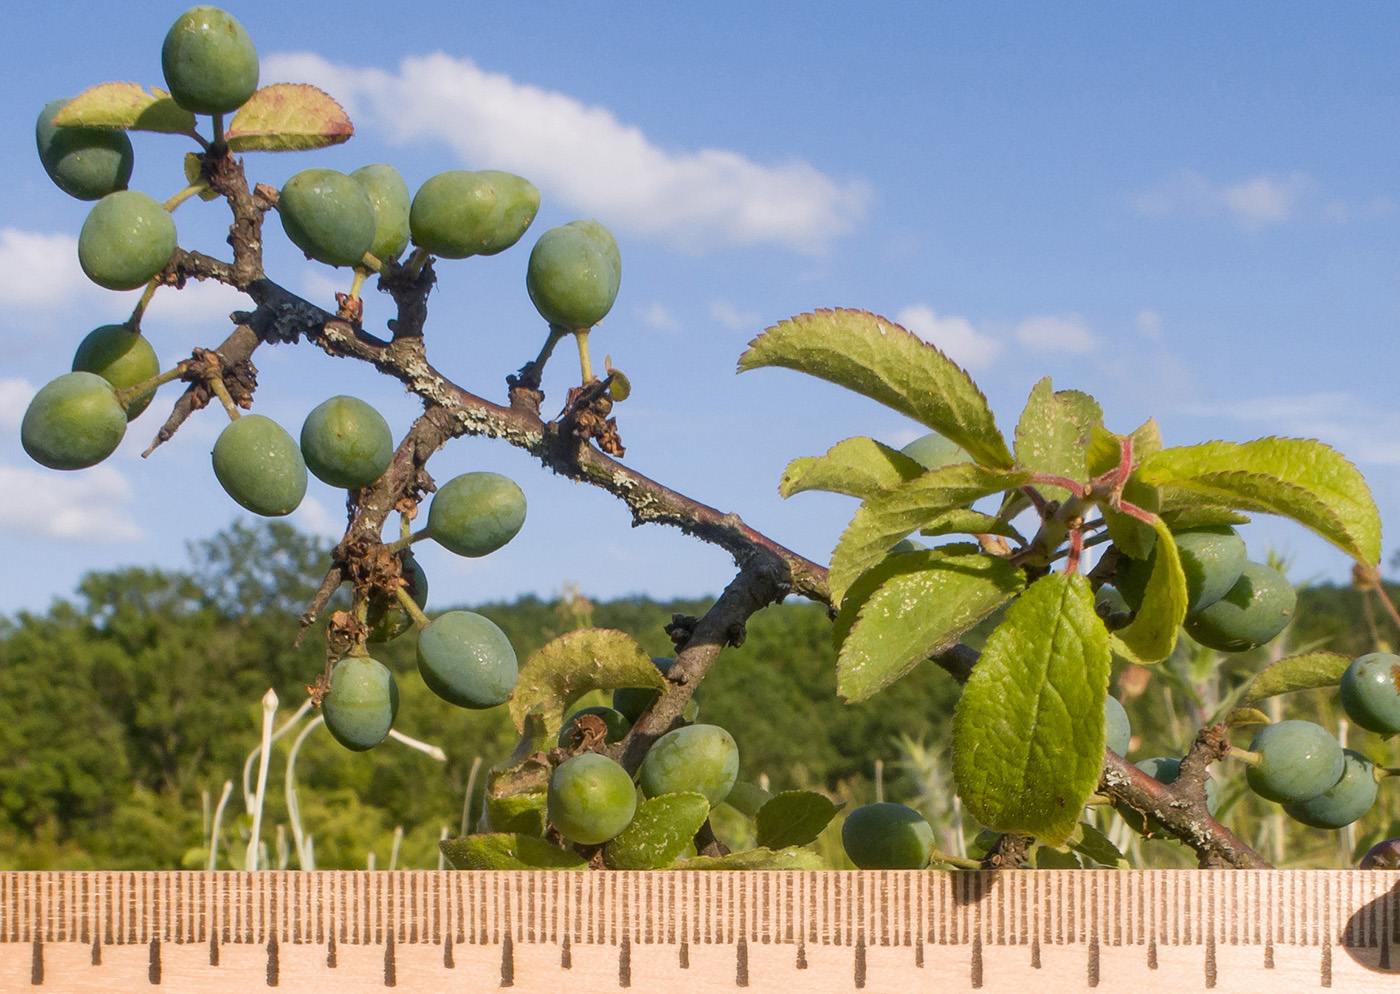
[2, 870, 1400, 992]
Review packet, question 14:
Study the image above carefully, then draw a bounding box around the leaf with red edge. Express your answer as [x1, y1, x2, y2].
[225, 84, 354, 152]
[52, 82, 196, 134]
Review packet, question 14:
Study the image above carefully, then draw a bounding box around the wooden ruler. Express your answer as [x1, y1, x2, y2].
[3, 870, 1400, 992]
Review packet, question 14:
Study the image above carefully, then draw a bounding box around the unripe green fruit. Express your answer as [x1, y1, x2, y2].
[1116, 526, 1247, 613]
[477, 171, 539, 255]
[36, 98, 133, 201]
[365, 552, 427, 644]
[1245, 720, 1345, 804]
[900, 431, 970, 471]
[1361, 838, 1400, 869]
[426, 471, 527, 558]
[547, 753, 637, 845]
[78, 191, 177, 291]
[409, 171, 502, 259]
[72, 325, 160, 420]
[558, 706, 631, 748]
[1104, 695, 1131, 756]
[1182, 561, 1295, 653]
[21, 372, 127, 470]
[613, 657, 700, 723]
[638, 723, 739, 807]
[299, 395, 394, 489]
[841, 802, 934, 869]
[1283, 749, 1378, 829]
[279, 169, 376, 268]
[526, 220, 621, 329]
[161, 6, 259, 115]
[211, 414, 307, 517]
[321, 655, 399, 751]
[349, 164, 411, 262]
[416, 610, 518, 709]
[1339, 652, 1400, 735]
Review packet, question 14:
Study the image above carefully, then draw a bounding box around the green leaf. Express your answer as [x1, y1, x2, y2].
[952, 573, 1111, 847]
[828, 463, 1033, 606]
[1034, 845, 1081, 869]
[1109, 516, 1186, 664]
[1086, 419, 1162, 476]
[509, 629, 662, 740]
[1161, 507, 1251, 530]
[737, 309, 1013, 468]
[1014, 377, 1103, 501]
[754, 791, 842, 849]
[920, 509, 1024, 542]
[1068, 822, 1129, 868]
[182, 153, 221, 201]
[482, 791, 547, 836]
[721, 781, 773, 818]
[1242, 651, 1351, 704]
[669, 846, 827, 870]
[1137, 437, 1382, 566]
[779, 436, 925, 500]
[440, 833, 588, 870]
[52, 82, 196, 134]
[836, 548, 1026, 702]
[1102, 477, 1160, 561]
[225, 84, 354, 152]
[603, 792, 710, 870]
[1224, 707, 1271, 728]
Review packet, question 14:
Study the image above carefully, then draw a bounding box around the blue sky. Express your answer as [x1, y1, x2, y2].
[4, 2, 1399, 616]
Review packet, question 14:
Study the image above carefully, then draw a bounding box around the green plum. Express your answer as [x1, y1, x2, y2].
[78, 191, 177, 291]
[1115, 526, 1247, 613]
[1104, 695, 1131, 756]
[211, 414, 307, 517]
[1245, 720, 1345, 804]
[558, 706, 631, 748]
[321, 655, 399, 751]
[1283, 749, 1378, 829]
[415, 610, 518, 709]
[900, 431, 970, 471]
[279, 169, 376, 268]
[300, 395, 394, 489]
[21, 372, 127, 470]
[477, 170, 539, 255]
[1183, 561, 1295, 652]
[349, 164, 411, 262]
[36, 98, 133, 201]
[637, 723, 739, 807]
[71, 324, 160, 420]
[366, 552, 427, 643]
[409, 170, 502, 259]
[426, 471, 526, 557]
[841, 802, 934, 869]
[525, 220, 621, 329]
[161, 6, 259, 115]
[1339, 652, 1400, 735]
[547, 753, 637, 845]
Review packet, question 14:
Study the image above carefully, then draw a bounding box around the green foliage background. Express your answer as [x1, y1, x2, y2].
[0, 521, 1393, 870]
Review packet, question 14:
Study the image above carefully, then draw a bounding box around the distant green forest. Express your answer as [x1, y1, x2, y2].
[2, 522, 1397, 870]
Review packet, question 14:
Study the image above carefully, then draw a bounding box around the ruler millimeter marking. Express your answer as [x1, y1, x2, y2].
[3, 870, 1400, 991]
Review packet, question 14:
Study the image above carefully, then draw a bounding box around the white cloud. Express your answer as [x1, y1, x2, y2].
[0, 379, 33, 432]
[640, 302, 681, 333]
[895, 305, 1004, 371]
[1130, 170, 1314, 229]
[1015, 314, 1097, 354]
[0, 229, 101, 310]
[292, 494, 346, 540]
[1179, 392, 1400, 465]
[1135, 309, 1163, 341]
[264, 51, 870, 254]
[0, 463, 141, 542]
[710, 301, 762, 332]
[143, 280, 252, 333]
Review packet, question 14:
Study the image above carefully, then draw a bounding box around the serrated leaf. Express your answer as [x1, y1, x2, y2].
[1242, 651, 1351, 704]
[669, 846, 826, 870]
[53, 82, 197, 134]
[1086, 419, 1162, 476]
[482, 791, 547, 836]
[1109, 516, 1186, 664]
[1137, 437, 1381, 566]
[837, 548, 1026, 702]
[952, 573, 1110, 847]
[603, 792, 710, 870]
[440, 833, 588, 870]
[1015, 377, 1102, 501]
[225, 83, 354, 152]
[721, 781, 772, 818]
[828, 463, 1033, 606]
[780, 436, 926, 500]
[1224, 707, 1272, 728]
[738, 309, 1013, 468]
[509, 629, 662, 740]
[1069, 822, 1129, 868]
[182, 153, 221, 201]
[755, 791, 842, 849]
[1161, 507, 1252, 530]
[919, 509, 1024, 542]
